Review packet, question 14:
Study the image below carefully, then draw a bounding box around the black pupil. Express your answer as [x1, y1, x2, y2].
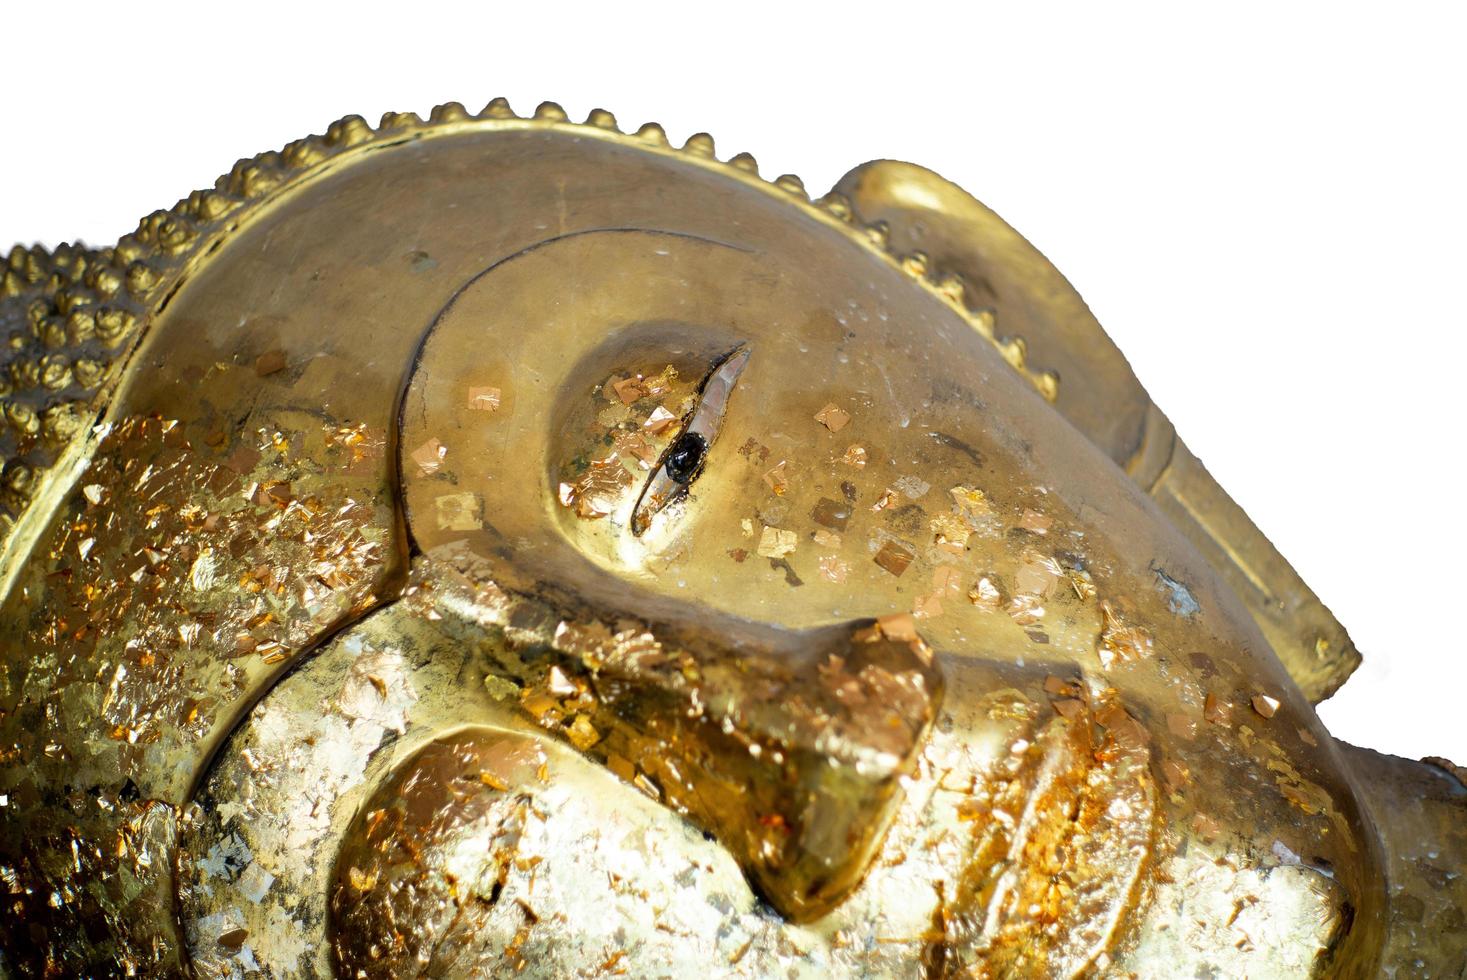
[664, 432, 707, 484]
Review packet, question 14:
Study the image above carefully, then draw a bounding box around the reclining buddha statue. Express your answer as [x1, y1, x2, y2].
[1, 100, 1462, 978]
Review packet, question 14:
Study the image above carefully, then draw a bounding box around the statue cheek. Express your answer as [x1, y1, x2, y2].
[329, 730, 552, 975]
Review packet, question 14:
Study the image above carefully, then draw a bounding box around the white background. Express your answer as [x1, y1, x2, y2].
[3, 3, 1464, 763]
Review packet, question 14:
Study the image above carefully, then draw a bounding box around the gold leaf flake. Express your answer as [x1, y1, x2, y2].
[931, 513, 971, 554]
[644, 405, 677, 433]
[763, 461, 790, 496]
[873, 540, 913, 576]
[871, 489, 897, 513]
[612, 377, 647, 404]
[893, 475, 930, 500]
[950, 485, 988, 515]
[1097, 600, 1153, 668]
[931, 565, 965, 595]
[814, 403, 852, 432]
[435, 492, 483, 532]
[411, 438, 446, 475]
[913, 593, 944, 619]
[840, 444, 867, 468]
[348, 866, 378, 891]
[641, 364, 679, 397]
[812, 529, 842, 549]
[1014, 558, 1059, 597]
[566, 715, 601, 750]
[756, 526, 797, 558]
[1203, 692, 1232, 726]
[1019, 509, 1052, 534]
[818, 555, 849, 583]
[466, 386, 502, 411]
[1007, 593, 1044, 625]
[877, 613, 919, 642]
[969, 576, 1001, 607]
[1167, 712, 1198, 739]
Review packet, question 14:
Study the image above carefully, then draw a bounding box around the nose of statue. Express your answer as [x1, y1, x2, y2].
[544, 611, 947, 921]
[418, 540, 945, 921]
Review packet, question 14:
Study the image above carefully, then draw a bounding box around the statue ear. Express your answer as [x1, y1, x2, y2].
[835, 160, 1359, 703]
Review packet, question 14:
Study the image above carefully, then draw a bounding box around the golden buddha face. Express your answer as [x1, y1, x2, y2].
[338, 223, 1379, 973]
[0, 108, 1395, 978]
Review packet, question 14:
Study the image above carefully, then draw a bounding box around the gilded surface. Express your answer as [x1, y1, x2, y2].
[0, 100, 1461, 978]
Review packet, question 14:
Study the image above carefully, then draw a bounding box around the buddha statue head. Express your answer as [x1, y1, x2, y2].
[0, 101, 1461, 978]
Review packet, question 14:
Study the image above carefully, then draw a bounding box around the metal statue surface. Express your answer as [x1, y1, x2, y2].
[0, 100, 1461, 978]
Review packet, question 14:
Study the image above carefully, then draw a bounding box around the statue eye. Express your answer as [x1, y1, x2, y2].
[631, 345, 749, 536]
[662, 431, 708, 484]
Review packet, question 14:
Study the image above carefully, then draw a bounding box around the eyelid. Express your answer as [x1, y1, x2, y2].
[631, 345, 750, 536]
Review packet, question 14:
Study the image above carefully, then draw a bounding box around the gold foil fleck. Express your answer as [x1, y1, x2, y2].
[812, 529, 842, 549]
[466, 386, 502, 412]
[1167, 712, 1199, 739]
[840, 444, 868, 468]
[873, 540, 914, 576]
[949, 485, 988, 516]
[1019, 509, 1052, 534]
[1203, 692, 1232, 726]
[560, 459, 633, 519]
[612, 430, 659, 467]
[913, 593, 944, 619]
[811, 497, 851, 530]
[763, 461, 790, 496]
[435, 492, 483, 532]
[1251, 694, 1281, 719]
[641, 364, 679, 397]
[969, 576, 1002, 607]
[757, 526, 798, 559]
[893, 475, 931, 500]
[1053, 698, 1086, 721]
[1014, 557, 1059, 597]
[931, 565, 965, 596]
[876, 612, 920, 642]
[1069, 569, 1098, 601]
[818, 556, 849, 583]
[1098, 600, 1154, 668]
[612, 377, 647, 404]
[814, 403, 852, 432]
[566, 715, 602, 750]
[644, 405, 677, 433]
[1007, 593, 1045, 625]
[930, 513, 971, 554]
[410, 438, 446, 475]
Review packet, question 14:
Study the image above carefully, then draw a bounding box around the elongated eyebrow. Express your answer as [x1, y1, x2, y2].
[630, 345, 751, 536]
